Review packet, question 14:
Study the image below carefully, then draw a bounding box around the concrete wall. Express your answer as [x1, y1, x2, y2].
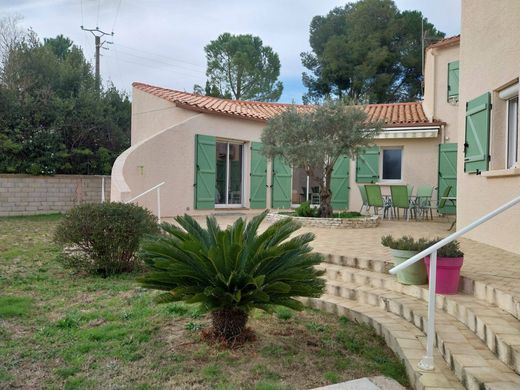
[456, 0, 520, 253]
[131, 89, 198, 144]
[0, 175, 110, 216]
[423, 44, 460, 142]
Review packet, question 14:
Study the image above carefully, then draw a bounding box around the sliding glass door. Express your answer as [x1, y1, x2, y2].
[215, 141, 243, 207]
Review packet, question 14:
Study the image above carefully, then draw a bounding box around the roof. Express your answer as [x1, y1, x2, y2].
[133, 82, 441, 128]
[427, 35, 460, 50]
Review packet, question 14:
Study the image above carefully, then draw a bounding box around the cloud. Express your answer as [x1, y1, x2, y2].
[6, 0, 461, 103]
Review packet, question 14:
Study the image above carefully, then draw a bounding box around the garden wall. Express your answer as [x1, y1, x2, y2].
[266, 212, 380, 229]
[0, 174, 110, 216]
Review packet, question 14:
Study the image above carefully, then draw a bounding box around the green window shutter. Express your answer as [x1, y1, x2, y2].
[447, 61, 459, 102]
[271, 156, 292, 209]
[464, 92, 491, 173]
[249, 142, 267, 209]
[356, 147, 380, 183]
[331, 155, 350, 211]
[194, 134, 216, 209]
[438, 143, 457, 215]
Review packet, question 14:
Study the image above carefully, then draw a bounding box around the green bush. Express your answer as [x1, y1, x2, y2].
[425, 238, 464, 258]
[295, 201, 318, 217]
[333, 211, 362, 219]
[380, 235, 429, 252]
[54, 202, 159, 276]
[138, 211, 325, 340]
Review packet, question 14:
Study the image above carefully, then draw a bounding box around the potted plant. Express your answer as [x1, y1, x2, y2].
[381, 235, 428, 285]
[423, 238, 464, 295]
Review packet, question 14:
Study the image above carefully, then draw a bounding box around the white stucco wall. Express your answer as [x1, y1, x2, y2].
[112, 108, 268, 217]
[348, 137, 441, 212]
[423, 44, 460, 142]
[456, 0, 520, 253]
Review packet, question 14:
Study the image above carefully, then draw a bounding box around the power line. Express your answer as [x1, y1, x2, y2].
[80, 0, 84, 26]
[113, 43, 206, 70]
[112, 0, 123, 33]
[103, 53, 203, 81]
[113, 48, 205, 77]
[96, 0, 101, 27]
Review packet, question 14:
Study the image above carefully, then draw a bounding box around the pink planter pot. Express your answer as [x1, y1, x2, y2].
[424, 256, 464, 295]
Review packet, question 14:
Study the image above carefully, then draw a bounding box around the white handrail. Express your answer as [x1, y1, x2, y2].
[388, 193, 520, 371]
[124, 181, 165, 223]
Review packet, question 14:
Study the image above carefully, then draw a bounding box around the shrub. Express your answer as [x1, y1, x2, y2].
[295, 201, 318, 217]
[54, 202, 159, 276]
[380, 235, 429, 252]
[138, 210, 325, 341]
[425, 238, 464, 258]
[333, 211, 362, 219]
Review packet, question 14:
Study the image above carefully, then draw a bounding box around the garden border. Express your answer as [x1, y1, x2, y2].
[266, 211, 380, 229]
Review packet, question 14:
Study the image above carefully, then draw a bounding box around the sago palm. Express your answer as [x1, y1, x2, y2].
[138, 211, 325, 340]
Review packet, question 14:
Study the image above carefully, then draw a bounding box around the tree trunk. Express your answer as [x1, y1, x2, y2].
[319, 167, 333, 218]
[211, 308, 248, 340]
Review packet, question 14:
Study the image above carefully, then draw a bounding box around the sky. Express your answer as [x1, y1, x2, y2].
[2, 0, 461, 103]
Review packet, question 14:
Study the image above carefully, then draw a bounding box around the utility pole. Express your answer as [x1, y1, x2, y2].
[80, 26, 113, 90]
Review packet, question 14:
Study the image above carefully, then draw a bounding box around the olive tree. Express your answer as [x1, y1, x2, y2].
[261, 100, 382, 217]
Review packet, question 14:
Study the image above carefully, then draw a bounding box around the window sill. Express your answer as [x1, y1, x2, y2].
[376, 181, 405, 185]
[481, 168, 520, 178]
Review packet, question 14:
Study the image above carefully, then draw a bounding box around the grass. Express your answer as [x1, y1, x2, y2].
[0, 214, 409, 389]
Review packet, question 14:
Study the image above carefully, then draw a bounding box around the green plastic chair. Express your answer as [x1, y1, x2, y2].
[437, 185, 452, 210]
[365, 185, 391, 218]
[358, 184, 369, 213]
[390, 185, 415, 220]
[407, 185, 414, 198]
[415, 185, 434, 220]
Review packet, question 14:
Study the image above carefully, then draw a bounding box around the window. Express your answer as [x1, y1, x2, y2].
[381, 148, 402, 181]
[507, 96, 518, 169]
[215, 141, 243, 206]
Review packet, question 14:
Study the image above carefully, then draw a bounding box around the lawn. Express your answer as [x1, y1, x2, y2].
[0, 214, 409, 390]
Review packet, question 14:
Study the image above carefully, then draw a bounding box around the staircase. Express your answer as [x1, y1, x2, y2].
[302, 253, 520, 390]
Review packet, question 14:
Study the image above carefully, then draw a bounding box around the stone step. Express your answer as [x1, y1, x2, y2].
[460, 275, 520, 322]
[320, 263, 520, 375]
[319, 251, 520, 321]
[319, 252, 392, 274]
[303, 294, 464, 390]
[325, 279, 520, 390]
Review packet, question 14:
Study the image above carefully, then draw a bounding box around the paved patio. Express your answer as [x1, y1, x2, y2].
[187, 213, 520, 308]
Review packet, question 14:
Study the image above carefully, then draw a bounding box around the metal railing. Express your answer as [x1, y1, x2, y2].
[124, 182, 165, 223]
[389, 194, 520, 371]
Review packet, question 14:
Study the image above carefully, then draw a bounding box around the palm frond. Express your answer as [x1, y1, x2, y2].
[139, 213, 325, 312]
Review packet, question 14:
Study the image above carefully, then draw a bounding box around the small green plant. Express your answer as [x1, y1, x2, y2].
[333, 211, 362, 218]
[275, 307, 294, 321]
[425, 238, 464, 257]
[323, 371, 340, 383]
[0, 296, 32, 318]
[139, 211, 325, 341]
[381, 235, 428, 251]
[185, 322, 205, 332]
[54, 202, 159, 276]
[295, 201, 318, 217]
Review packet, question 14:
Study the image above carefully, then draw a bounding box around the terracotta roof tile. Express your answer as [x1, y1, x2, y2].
[133, 82, 441, 128]
[427, 35, 460, 50]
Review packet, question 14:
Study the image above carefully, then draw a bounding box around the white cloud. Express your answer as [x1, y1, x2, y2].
[3, 0, 461, 102]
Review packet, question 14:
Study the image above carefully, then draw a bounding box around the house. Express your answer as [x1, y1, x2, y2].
[111, 83, 445, 217]
[111, 0, 519, 254]
[454, 0, 520, 253]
